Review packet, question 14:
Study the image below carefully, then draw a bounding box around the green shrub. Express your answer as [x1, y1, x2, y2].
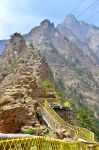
[75, 106, 95, 132]
[61, 99, 73, 108]
[56, 89, 66, 99]
[10, 32, 21, 38]
[23, 128, 37, 135]
[40, 80, 53, 93]
[74, 106, 99, 141]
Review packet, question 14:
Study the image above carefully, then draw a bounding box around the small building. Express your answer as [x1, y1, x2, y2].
[51, 102, 72, 123]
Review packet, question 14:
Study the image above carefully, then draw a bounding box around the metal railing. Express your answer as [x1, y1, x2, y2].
[40, 101, 94, 142]
[0, 136, 99, 150]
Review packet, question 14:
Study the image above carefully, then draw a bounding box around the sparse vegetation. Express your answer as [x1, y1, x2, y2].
[10, 32, 21, 38]
[55, 78, 66, 99]
[40, 80, 53, 93]
[61, 99, 73, 108]
[0, 13, 99, 145]
[75, 106, 95, 132]
[22, 128, 37, 135]
[4, 62, 19, 72]
[55, 78, 84, 105]
[45, 128, 56, 138]
[74, 106, 99, 141]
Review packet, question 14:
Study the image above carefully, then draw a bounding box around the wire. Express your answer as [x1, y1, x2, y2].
[72, 0, 86, 14]
[87, 11, 99, 21]
[77, 0, 98, 18]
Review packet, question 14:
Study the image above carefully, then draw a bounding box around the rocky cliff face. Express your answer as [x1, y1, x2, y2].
[58, 14, 99, 57]
[0, 33, 52, 87]
[0, 16, 99, 133]
[25, 19, 99, 117]
[0, 33, 54, 133]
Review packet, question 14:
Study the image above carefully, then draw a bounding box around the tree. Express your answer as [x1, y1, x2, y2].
[10, 32, 21, 38]
[75, 106, 95, 132]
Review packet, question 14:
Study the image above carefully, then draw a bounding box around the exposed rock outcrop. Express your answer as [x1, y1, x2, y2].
[58, 14, 99, 57]
[25, 18, 99, 115]
[0, 16, 99, 134]
[0, 33, 54, 133]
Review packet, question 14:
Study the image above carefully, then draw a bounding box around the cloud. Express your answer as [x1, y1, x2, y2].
[0, 0, 84, 39]
[0, 0, 99, 39]
[0, 0, 42, 39]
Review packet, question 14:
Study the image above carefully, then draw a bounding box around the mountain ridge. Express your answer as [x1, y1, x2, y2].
[0, 15, 99, 140]
[0, 15, 99, 129]
[58, 14, 99, 57]
[24, 16, 99, 117]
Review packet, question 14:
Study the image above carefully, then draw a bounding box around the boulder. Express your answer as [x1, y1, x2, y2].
[0, 106, 27, 133]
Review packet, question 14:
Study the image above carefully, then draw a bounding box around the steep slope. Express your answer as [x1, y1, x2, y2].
[0, 33, 52, 87]
[0, 17, 99, 139]
[25, 19, 99, 116]
[0, 33, 55, 133]
[58, 14, 99, 57]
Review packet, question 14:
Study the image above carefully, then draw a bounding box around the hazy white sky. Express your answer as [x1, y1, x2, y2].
[0, 0, 99, 39]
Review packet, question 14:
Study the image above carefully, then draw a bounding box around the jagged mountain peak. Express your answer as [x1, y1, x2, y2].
[5, 32, 26, 52]
[64, 14, 99, 29]
[10, 32, 25, 42]
[40, 19, 54, 27]
[3, 33, 26, 63]
[64, 14, 77, 23]
[58, 14, 99, 56]
[58, 15, 90, 44]
[0, 33, 53, 87]
[64, 14, 89, 26]
[25, 19, 56, 43]
[0, 15, 99, 136]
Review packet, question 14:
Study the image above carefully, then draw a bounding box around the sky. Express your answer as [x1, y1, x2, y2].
[0, 0, 99, 39]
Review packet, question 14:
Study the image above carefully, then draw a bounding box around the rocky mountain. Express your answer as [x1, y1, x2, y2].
[58, 14, 99, 57]
[0, 33, 55, 133]
[0, 15, 99, 135]
[25, 19, 99, 116]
